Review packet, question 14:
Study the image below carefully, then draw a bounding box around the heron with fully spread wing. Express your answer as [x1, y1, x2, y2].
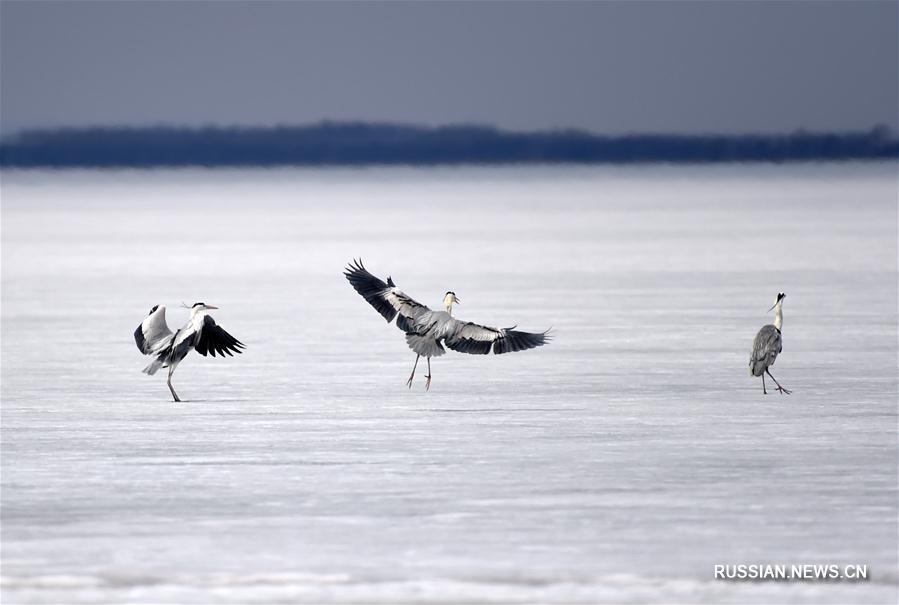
[345, 259, 551, 390]
[749, 292, 791, 395]
[134, 302, 245, 401]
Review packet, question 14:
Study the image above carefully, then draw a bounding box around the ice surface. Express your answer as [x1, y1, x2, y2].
[2, 164, 896, 603]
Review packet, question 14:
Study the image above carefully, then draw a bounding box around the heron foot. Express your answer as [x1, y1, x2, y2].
[425, 374, 432, 391]
[168, 383, 181, 402]
[406, 375, 414, 388]
[777, 386, 792, 395]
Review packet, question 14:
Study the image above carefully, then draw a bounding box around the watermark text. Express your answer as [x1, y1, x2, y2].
[714, 564, 868, 582]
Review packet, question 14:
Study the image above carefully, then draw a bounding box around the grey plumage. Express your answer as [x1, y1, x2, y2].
[344, 259, 551, 389]
[406, 330, 446, 358]
[749, 324, 781, 377]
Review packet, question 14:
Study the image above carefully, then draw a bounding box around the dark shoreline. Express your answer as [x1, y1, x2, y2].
[1, 123, 896, 168]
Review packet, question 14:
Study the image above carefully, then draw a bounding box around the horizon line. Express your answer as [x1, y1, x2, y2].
[2, 120, 896, 141]
[2, 121, 895, 168]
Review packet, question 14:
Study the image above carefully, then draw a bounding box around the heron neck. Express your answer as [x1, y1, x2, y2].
[774, 305, 783, 331]
[444, 302, 453, 315]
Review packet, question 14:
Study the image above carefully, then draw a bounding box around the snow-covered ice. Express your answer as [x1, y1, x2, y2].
[2, 164, 896, 603]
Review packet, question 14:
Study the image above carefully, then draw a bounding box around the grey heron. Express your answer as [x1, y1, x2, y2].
[749, 292, 791, 395]
[344, 259, 551, 390]
[134, 302, 245, 401]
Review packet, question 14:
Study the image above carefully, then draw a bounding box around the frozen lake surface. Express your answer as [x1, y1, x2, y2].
[2, 164, 896, 604]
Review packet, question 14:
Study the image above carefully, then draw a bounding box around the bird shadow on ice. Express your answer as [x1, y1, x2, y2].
[124, 397, 256, 405]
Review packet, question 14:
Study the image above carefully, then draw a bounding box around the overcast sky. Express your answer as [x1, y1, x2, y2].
[1, 1, 896, 135]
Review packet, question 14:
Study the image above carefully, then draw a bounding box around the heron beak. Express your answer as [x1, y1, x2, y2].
[453, 296, 461, 304]
[205, 305, 219, 310]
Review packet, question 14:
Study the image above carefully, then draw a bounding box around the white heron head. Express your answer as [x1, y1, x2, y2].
[767, 292, 785, 312]
[443, 291, 460, 312]
[189, 301, 219, 316]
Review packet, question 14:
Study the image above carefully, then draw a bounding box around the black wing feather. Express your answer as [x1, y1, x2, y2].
[344, 259, 398, 323]
[396, 313, 415, 333]
[443, 321, 498, 355]
[195, 315, 246, 358]
[493, 329, 551, 355]
[447, 336, 493, 355]
[134, 325, 147, 353]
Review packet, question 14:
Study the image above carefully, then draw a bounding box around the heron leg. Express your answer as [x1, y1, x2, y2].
[167, 366, 181, 402]
[425, 357, 432, 391]
[762, 373, 767, 395]
[766, 369, 791, 395]
[406, 355, 420, 388]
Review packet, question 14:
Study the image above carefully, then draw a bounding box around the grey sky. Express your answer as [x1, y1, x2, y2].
[1, 1, 896, 135]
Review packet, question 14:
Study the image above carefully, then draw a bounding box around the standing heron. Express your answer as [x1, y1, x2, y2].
[749, 292, 791, 395]
[344, 259, 551, 390]
[134, 302, 245, 401]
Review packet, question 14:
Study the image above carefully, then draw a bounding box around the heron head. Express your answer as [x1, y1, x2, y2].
[190, 302, 219, 315]
[767, 292, 785, 312]
[443, 291, 460, 313]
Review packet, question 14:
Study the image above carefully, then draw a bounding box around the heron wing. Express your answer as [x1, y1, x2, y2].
[444, 319, 552, 355]
[134, 305, 174, 355]
[749, 324, 781, 375]
[344, 259, 431, 330]
[194, 315, 246, 358]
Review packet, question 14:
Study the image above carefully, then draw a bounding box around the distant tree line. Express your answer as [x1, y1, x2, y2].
[1, 122, 896, 167]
